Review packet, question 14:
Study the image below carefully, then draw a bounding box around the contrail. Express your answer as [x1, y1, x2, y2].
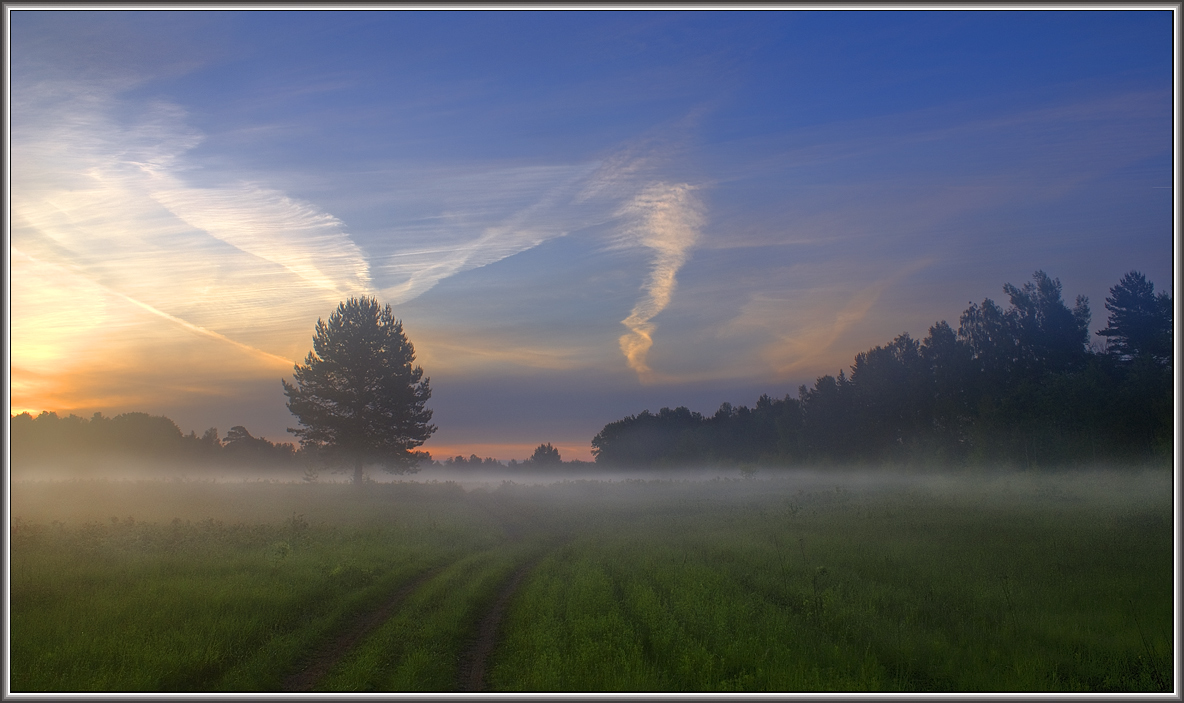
[149, 181, 376, 299]
[13, 247, 296, 369]
[617, 183, 703, 380]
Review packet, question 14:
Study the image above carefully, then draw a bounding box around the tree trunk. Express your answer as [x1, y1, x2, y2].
[354, 456, 364, 485]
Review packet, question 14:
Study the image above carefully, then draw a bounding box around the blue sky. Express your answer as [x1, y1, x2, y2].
[9, 9, 1174, 460]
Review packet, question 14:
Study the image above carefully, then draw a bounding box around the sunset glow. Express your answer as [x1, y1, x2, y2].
[7, 9, 1173, 461]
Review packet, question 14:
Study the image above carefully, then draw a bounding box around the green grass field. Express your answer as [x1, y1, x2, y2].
[9, 469, 1175, 692]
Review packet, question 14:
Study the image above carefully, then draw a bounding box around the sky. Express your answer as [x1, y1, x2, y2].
[7, 9, 1176, 462]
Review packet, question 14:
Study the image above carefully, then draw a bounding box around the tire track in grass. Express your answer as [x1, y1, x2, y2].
[455, 554, 544, 692]
[281, 564, 446, 692]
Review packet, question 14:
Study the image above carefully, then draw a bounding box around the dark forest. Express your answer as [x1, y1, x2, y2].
[591, 270, 1172, 468]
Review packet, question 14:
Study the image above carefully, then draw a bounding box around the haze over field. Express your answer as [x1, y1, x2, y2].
[8, 10, 1174, 462]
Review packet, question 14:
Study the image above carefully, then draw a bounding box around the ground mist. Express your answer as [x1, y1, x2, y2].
[9, 467, 1173, 692]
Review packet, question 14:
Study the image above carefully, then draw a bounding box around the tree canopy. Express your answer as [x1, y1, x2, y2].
[282, 297, 435, 483]
[1096, 271, 1173, 367]
[592, 270, 1171, 469]
[528, 442, 562, 465]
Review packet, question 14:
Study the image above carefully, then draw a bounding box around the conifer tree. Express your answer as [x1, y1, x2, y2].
[283, 297, 435, 483]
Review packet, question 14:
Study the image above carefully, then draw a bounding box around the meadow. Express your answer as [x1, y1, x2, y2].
[9, 468, 1175, 692]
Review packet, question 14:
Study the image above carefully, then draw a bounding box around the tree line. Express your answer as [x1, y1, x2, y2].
[9, 411, 301, 472]
[441, 443, 593, 470]
[592, 271, 1172, 469]
[9, 408, 582, 476]
[11, 272, 1170, 477]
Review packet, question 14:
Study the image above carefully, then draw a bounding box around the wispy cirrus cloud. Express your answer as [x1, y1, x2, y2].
[373, 162, 607, 304]
[10, 71, 705, 417]
[150, 182, 374, 299]
[12, 77, 377, 346]
[614, 182, 704, 381]
[9, 77, 382, 416]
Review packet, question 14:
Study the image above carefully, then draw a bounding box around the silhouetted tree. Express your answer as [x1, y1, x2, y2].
[1003, 270, 1091, 378]
[1088, 272, 1173, 456]
[959, 297, 1020, 397]
[1096, 271, 1172, 367]
[592, 407, 705, 466]
[98, 412, 185, 457]
[848, 333, 930, 459]
[221, 425, 297, 466]
[529, 443, 562, 465]
[224, 425, 256, 446]
[765, 394, 805, 460]
[920, 320, 974, 458]
[800, 371, 855, 461]
[951, 272, 1091, 465]
[443, 454, 503, 468]
[282, 297, 435, 484]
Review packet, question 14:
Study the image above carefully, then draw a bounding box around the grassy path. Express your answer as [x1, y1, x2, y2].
[281, 550, 548, 693]
[455, 556, 542, 692]
[281, 564, 448, 692]
[312, 546, 535, 691]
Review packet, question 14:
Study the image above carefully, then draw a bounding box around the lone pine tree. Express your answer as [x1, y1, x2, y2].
[283, 297, 435, 484]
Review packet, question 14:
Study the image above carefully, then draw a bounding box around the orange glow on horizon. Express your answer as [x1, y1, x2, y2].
[422, 441, 594, 464]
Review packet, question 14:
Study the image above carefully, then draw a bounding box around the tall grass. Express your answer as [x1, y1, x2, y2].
[11, 470, 1173, 692]
[10, 481, 504, 692]
[490, 474, 1173, 692]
